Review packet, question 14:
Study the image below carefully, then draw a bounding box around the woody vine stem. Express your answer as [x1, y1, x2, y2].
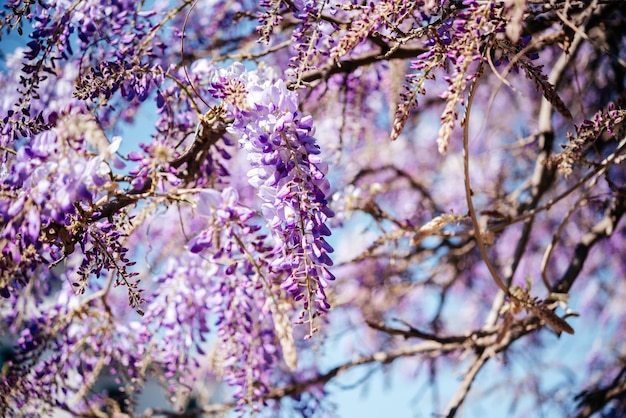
[462, 62, 509, 296]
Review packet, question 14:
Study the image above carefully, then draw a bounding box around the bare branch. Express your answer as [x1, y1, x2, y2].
[552, 192, 626, 295]
[91, 116, 227, 222]
[444, 351, 490, 418]
[575, 366, 626, 418]
[298, 46, 426, 85]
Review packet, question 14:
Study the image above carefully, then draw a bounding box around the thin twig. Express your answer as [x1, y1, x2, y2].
[484, 24, 587, 327]
[552, 192, 626, 295]
[540, 192, 591, 291]
[461, 63, 508, 294]
[181, 0, 211, 109]
[443, 350, 490, 418]
[366, 319, 469, 344]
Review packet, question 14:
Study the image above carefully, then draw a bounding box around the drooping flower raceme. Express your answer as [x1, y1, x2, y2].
[1, 282, 145, 416]
[157, 64, 337, 403]
[0, 113, 120, 294]
[148, 187, 283, 405]
[210, 64, 335, 328]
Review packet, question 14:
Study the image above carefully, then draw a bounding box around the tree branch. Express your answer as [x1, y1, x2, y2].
[366, 319, 470, 344]
[91, 117, 227, 222]
[298, 46, 426, 85]
[552, 192, 626, 294]
[443, 351, 490, 418]
[575, 366, 626, 418]
[484, 21, 588, 326]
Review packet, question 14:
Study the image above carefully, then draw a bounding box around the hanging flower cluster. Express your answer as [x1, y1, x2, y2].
[135, 64, 337, 405]
[1, 284, 145, 416]
[0, 113, 120, 295]
[209, 64, 335, 326]
[141, 187, 282, 405]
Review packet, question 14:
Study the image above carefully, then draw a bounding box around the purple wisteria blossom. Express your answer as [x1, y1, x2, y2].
[1, 113, 121, 295]
[1, 283, 145, 415]
[140, 187, 287, 405]
[210, 64, 335, 327]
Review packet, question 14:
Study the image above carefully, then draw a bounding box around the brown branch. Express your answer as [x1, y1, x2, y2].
[135, 317, 544, 418]
[169, 116, 228, 173]
[365, 319, 470, 344]
[91, 117, 227, 222]
[575, 366, 626, 418]
[444, 351, 490, 418]
[462, 63, 509, 294]
[298, 45, 426, 85]
[442, 316, 549, 418]
[268, 318, 535, 401]
[552, 192, 626, 294]
[484, 22, 587, 326]
[352, 164, 441, 212]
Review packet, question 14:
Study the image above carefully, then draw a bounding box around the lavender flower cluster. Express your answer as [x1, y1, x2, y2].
[133, 65, 336, 406]
[139, 188, 280, 405]
[0, 114, 119, 294]
[209, 64, 335, 325]
[1, 285, 144, 415]
[287, 0, 336, 79]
